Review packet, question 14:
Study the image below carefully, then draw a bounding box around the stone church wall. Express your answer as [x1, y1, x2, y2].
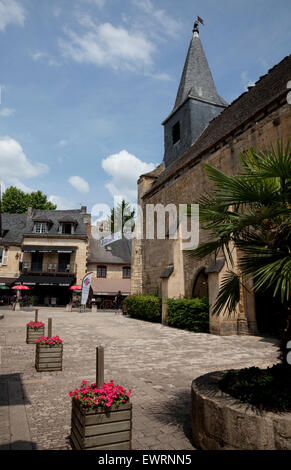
[132, 100, 291, 334]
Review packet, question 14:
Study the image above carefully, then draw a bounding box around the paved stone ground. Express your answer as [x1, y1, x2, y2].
[0, 308, 279, 450]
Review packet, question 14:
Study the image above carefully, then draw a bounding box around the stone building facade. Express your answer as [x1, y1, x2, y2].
[0, 206, 90, 306]
[0, 206, 133, 308]
[87, 231, 131, 307]
[131, 22, 291, 335]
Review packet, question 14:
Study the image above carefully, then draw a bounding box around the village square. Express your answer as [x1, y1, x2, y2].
[0, 0, 290, 456]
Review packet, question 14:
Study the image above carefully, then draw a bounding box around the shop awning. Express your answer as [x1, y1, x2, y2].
[22, 245, 77, 253]
[15, 275, 74, 287]
[91, 278, 131, 296]
[0, 277, 17, 286]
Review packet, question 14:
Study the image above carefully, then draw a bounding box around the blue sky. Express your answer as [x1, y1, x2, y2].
[0, 0, 290, 219]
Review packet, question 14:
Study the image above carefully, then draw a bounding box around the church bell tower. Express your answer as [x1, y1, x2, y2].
[162, 20, 228, 168]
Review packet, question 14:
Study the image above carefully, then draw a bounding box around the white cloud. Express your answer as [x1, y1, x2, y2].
[0, 0, 25, 32]
[68, 175, 90, 193]
[31, 51, 60, 67]
[130, 0, 182, 39]
[0, 107, 14, 117]
[241, 70, 256, 91]
[31, 51, 47, 61]
[58, 139, 68, 147]
[0, 136, 49, 189]
[48, 195, 78, 210]
[102, 149, 156, 202]
[59, 22, 155, 72]
[146, 72, 172, 81]
[52, 6, 62, 18]
[91, 0, 107, 8]
[78, 0, 107, 9]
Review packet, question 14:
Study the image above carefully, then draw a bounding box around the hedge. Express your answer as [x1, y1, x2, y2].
[167, 297, 209, 333]
[125, 295, 162, 323]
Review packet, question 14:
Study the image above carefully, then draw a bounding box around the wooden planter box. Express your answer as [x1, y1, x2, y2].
[35, 343, 63, 372]
[70, 398, 132, 450]
[26, 326, 45, 344]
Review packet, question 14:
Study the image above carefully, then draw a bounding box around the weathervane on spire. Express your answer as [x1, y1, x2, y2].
[193, 15, 204, 34]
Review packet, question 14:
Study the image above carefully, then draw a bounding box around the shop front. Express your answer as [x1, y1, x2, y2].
[0, 277, 17, 306]
[90, 278, 131, 309]
[14, 275, 75, 306]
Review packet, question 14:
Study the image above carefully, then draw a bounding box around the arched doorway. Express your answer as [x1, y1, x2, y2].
[192, 268, 208, 299]
[255, 289, 286, 338]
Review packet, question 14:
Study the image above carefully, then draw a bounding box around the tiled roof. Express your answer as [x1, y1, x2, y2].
[25, 209, 88, 237]
[160, 265, 174, 279]
[143, 55, 291, 198]
[57, 214, 78, 223]
[0, 209, 88, 245]
[32, 214, 53, 222]
[170, 29, 227, 118]
[0, 214, 27, 244]
[88, 237, 132, 265]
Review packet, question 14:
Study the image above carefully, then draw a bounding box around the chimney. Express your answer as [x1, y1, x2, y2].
[87, 223, 91, 239]
[81, 206, 87, 213]
[27, 206, 33, 224]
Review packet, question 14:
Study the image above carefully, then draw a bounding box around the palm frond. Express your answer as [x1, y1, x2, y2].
[241, 140, 291, 180]
[203, 164, 282, 206]
[212, 271, 241, 315]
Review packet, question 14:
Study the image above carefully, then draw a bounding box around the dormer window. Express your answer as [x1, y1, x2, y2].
[172, 121, 180, 144]
[61, 223, 74, 234]
[58, 215, 77, 234]
[34, 222, 48, 234]
[32, 214, 52, 233]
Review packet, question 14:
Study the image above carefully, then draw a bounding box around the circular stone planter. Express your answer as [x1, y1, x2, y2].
[191, 371, 291, 450]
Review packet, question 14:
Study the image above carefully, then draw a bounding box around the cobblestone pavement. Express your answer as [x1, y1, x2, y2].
[0, 308, 279, 450]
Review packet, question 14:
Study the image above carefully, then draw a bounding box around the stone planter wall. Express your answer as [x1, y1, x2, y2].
[26, 326, 45, 344]
[35, 343, 63, 372]
[191, 371, 291, 450]
[70, 399, 132, 450]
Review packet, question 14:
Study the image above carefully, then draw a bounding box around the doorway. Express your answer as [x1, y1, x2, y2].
[192, 268, 208, 299]
[31, 252, 43, 272]
[255, 289, 286, 338]
[58, 253, 71, 273]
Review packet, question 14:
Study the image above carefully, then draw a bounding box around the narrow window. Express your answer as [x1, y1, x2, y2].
[34, 222, 47, 233]
[2, 248, 8, 265]
[97, 265, 107, 278]
[122, 266, 131, 278]
[62, 223, 73, 234]
[172, 121, 180, 144]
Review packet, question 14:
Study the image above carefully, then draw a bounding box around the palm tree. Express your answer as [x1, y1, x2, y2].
[186, 140, 291, 365]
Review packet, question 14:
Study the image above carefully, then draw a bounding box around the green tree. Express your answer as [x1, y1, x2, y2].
[2, 187, 57, 213]
[186, 140, 291, 365]
[28, 190, 56, 210]
[108, 200, 135, 236]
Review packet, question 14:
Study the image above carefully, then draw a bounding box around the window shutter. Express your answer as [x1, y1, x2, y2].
[2, 248, 9, 265]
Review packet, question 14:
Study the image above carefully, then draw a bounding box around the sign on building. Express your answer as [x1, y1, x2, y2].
[100, 231, 122, 247]
[81, 272, 93, 306]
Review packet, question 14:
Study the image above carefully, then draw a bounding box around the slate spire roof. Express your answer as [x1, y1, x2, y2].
[173, 21, 227, 111]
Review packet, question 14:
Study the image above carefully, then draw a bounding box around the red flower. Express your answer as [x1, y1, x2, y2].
[68, 381, 131, 410]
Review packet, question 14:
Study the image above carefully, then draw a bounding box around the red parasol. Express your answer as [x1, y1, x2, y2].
[12, 285, 30, 290]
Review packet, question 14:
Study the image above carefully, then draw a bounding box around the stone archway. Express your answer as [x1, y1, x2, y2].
[255, 289, 286, 338]
[192, 268, 208, 299]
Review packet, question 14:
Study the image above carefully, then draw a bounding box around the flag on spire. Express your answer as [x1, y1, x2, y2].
[197, 16, 204, 25]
